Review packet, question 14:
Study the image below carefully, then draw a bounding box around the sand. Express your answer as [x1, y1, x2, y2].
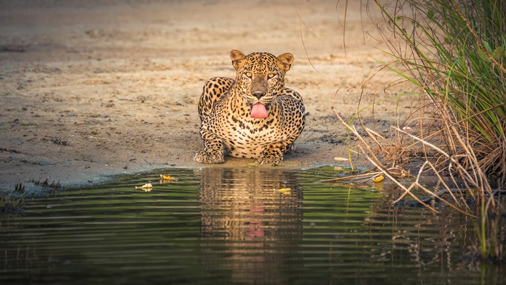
[0, 0, 417, 191]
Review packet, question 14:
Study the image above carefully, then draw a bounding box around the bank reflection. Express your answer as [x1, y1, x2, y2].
[196, 168, 303, 284]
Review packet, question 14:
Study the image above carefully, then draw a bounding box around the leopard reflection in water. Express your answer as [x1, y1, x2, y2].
[196, 168, 303, 284]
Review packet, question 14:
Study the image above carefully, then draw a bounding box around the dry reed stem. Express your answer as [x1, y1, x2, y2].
[387, 125, 495, 216]
[334, 88, 500, 216]
[335, 109, 439, 212]
[333, 107, 385, 168]
[320, 166, 404, 183]
[365, 128, 387, 141]
[336, 102, 496, 216]
[359, 145, 439, 213]
[291, 0, 322, 75]
[427, 161, 463, 207]
[393, 126, 486, 192]
[414, 182, 477, 218]
[359, 124, 481, 216]
[364, 128, 387, 153]
[392, 160, 428, 203]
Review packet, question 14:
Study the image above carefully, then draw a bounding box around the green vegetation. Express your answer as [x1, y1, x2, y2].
[0, 184, 25, 213]
[370, 0, 506, 262]
[375, 0, 506, 183]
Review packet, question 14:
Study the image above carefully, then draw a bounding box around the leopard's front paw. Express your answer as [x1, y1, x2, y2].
[257, 155, 283, 165]
[194, 151, 225, 164]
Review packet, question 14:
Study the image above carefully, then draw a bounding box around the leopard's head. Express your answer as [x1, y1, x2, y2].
[230, 50, 293, 118]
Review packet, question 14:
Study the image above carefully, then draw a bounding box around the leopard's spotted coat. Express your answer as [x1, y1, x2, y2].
[194, 50, 305, 164]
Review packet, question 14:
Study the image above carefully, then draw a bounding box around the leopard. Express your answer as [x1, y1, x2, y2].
[194, 49, 305, 164]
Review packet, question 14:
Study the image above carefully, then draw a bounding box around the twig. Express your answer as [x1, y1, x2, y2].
[335, 111, 439, 213]
[415, 183, 477, 218]
[393, 160, 428, 203]
[427, 161, 463, 207]
[360, 148, 439, 213]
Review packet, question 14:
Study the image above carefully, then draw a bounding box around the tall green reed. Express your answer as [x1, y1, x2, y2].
[374, 0, 506, 184]
[366, 0, 506, 260]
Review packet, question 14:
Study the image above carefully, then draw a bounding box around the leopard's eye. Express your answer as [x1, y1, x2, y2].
[245, 72, 252, 78]
[267, 73, 276, 78]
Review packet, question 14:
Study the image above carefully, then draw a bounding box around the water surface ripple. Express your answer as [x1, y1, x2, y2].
[0, 167, 502, 284]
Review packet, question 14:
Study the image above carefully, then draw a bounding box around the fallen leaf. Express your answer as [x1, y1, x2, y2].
[135, 183, 153, 192]
[334, 157, 349, 162]
[160, 174, 175, 180]
[372, 175, 384, 183]
[334, 166, 343, 170]
[276, 188, 291, 194]
[372, 183, 384, 191]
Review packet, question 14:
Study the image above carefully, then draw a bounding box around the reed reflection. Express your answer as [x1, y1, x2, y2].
[196, 168, 303, 284]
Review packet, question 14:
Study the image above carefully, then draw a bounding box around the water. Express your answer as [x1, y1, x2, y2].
[1, 167, 503, 284]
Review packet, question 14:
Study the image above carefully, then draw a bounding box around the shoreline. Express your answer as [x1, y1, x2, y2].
[0, 0, 415, 192]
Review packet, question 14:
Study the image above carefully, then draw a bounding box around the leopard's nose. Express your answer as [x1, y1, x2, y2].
[253, 92, 265, 99]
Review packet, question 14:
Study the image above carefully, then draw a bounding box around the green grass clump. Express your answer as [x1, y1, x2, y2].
[376, 0, 506, 184]
[0, 184, 25, 213]
[372, 0, 506, 262]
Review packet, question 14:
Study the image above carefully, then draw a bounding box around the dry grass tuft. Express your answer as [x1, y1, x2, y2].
[336, 0, 506, 261]
[30, 178, 61, 189]
[1, 184, 25, 214]
[336, 103, 505, 261]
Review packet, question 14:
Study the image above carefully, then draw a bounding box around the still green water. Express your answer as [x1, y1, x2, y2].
[0, 167, 503, 284]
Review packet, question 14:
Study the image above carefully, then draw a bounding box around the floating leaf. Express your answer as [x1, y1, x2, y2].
[160, 174, 175, 180]
[135, 183, 153, 192]
[276, 188, 291, 194]
[372, 175, 384, 183]
[372, 183, 384, 191]
[159, 179, 173, 185]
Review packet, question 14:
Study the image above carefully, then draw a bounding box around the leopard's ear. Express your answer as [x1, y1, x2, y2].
[277, 53, 294, 72]
[230, 50, 246, 70]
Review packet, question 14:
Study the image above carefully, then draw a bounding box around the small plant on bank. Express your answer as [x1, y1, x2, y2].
[0, 183, 25, 214]
[29, 178, 61, 189]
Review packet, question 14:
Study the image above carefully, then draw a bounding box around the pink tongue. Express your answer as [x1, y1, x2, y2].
[250, 103, 268, 118]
